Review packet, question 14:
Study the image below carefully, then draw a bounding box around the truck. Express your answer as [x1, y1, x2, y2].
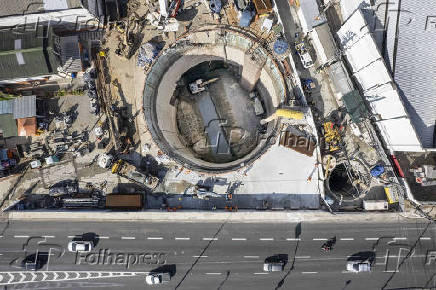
[105, 194, 143, 210]
[295, 41, 314, 69]
[111, 159, 159, 190]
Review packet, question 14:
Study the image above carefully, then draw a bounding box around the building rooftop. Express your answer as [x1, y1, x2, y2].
[0, 99, 14, 115]
[0, 27, 61, 80]
[0, 114, 17, 138]
[392, 0, 436, 148]
[339, 0, 436, 149]
[13, 95, 37, 119]
[0, 0, 83, 18]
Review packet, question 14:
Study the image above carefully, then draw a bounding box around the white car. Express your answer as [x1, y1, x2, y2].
[346, 261, 371, 273]
[145, 272, 171, 285]
[263, 261, 284, 272]
[67, 241, 93, 252]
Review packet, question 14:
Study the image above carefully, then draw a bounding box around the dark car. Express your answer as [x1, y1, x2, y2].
[49, 179, 78, 196]
[21, 253, 48, 270]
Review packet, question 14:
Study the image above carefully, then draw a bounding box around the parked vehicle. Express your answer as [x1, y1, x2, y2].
[49, 179, 78, 196]
[299, 52, 314, 68]
[295, 41, 314, 69]
[145, 272, 171, 285]
[346, 261, 371, 273]
[68, 241, 94, 252]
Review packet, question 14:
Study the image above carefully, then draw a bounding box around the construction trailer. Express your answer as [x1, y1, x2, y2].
[363, 200, 388, 211]
[105, 194, 143, 210]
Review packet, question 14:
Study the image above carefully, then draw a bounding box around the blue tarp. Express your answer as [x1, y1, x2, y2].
[370, 165, 385, 177]
[239, 9, 255, 27]
[273, 39, 289, 55]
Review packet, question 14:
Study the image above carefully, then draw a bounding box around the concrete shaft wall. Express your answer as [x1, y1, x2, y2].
[143, 29, 288, 172]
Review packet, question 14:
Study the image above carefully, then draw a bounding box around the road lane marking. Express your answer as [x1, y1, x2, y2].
[121, 237, 135, 240]
[244, 256, 260, 258]
[0, 236, 3, 238]
[302, 272, 318, 274]
[365, 238, 379, 241]
[206, 273, 222, 275]
[99, 236, 109, 239]
[42, 235, 55, 238]
[147, 237, 163, 240]
[175, 237, 190, 240]
[259, 238, 274, 241]
[67, 236, 77, 238]
[393, 237, 407, 240]
[286, 238, 301, 241]
[340, 238, 354, 241]
[253, 272, 268, 275]
[203, 238, 218, 241]
[193, 255, 208, 258]
[13, 235, 29, 238]
[232, 238, 247, 241]
[420, 237, 431, 240]
[295, 256, 311, 259]
[312, 238, 327, 241]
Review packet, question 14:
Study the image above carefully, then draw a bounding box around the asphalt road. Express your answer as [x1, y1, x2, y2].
[0, 219, 435, 289]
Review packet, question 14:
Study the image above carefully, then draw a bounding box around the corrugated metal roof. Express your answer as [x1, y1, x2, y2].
[392, 0, 436, 148]
[13, 95, 36, 119]
[0, 99, 14, 115]
[298, 0, 326, 32]
[0, 47, 61, 79]
[0, 28, 61, 80]
[0, 0, 83, 17]
[59, 36, 82, 72]
[0, 114, 18, 138]
[84, 0, 106, 18]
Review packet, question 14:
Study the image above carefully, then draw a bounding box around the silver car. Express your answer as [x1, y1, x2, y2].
[68, 241, 94, 252]
[346, 261, 371, 273]
[263, 261, 284, 272]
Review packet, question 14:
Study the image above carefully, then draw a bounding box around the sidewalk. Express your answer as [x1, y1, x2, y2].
[6, 210, 424, 223]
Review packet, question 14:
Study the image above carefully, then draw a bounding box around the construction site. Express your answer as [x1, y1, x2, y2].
[1, 0, 420, 214]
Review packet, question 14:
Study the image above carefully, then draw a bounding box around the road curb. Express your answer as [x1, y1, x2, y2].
[6, 210, 423, 223]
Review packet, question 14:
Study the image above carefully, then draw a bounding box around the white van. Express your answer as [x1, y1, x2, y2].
[299, 52, 314, 69]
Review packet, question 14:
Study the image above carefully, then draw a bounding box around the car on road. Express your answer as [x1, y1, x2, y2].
[21, 253, 48, 270]
[346, 260, 371, 273]
[263, 261, 285, 272]
[68, 241, 94, 252]
[145, 272, 171, 285]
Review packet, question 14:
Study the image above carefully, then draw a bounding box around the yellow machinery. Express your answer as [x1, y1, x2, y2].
[323, 122, 341, 152]
[111, 159, 123, 174]
[260, 108, 304, 124]
[384, 187, 398, 204]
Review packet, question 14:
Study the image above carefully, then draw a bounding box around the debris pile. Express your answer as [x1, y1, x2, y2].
[136, 42, 162, 68]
